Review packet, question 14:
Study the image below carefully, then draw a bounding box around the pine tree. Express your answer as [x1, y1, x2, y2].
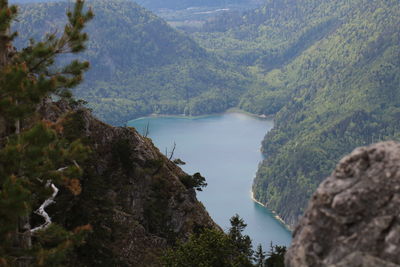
[265, 243, 286, 267]
[162, 215, 255, 266]
[162, 228, 237, 267]
[228, 214, 253, 257]
[0, 0, 93, 265]
[254, 244, 266, 267]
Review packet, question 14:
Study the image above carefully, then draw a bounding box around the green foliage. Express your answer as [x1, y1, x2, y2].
[228, 214, 253, 261]
[62, 110, 87, 141]
[253, 245, 266, 267]
[32, 224, 91, 267]
[0, 0, 92, 123]
[163, 228, 237, 267]
[252, 243, 285, 267]
[0, 0, 92, 265]
[179, 172, 207, 191]
[162, 214, 286, 266]
[162, 215, 254, 267]
[173, 158, 186, 165]
[265, 245, 286, 267]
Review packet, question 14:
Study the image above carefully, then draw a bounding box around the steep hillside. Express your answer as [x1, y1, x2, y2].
[193, 0, 400, 227]
[38, 100, 217, 266]
[193, 0, 345, 115]
[194, 0, 342, 66]
[194, 0, 400, 115]
[249, 0, 400, 227]
[15, 0, 250, 124]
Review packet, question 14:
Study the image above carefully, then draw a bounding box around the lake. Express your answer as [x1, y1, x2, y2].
[128, 112, 292, 248]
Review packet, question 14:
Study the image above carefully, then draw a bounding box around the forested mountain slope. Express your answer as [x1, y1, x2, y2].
[193, 0, 350, 115]
[194, 0, 400, 227]
[253, 0, 399, 227]
[194, 0, 345, 66]
[15, 0, 250, 124]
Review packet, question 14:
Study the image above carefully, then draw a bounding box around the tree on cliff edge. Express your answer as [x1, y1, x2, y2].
[0, 0, 93, 265]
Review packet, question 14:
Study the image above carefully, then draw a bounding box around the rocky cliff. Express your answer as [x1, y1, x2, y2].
[38, 100, 217, 266]
[286, 141, 400, 267]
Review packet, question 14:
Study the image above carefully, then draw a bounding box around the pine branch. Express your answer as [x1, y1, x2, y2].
[27, 48, 61, 73]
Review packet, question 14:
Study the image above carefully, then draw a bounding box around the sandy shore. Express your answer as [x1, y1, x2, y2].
[129, 109, 274, 122]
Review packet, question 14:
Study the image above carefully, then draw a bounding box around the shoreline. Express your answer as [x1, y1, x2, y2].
[225, 108, 275, 120]
[250, 191, 293, 232]
[128, 108, 274, 123]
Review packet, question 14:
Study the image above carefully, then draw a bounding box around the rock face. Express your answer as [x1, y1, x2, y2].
[286, 141, 400, 267]
[40, 101, 218, 266]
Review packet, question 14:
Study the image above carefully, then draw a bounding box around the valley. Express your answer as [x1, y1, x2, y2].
[8, 0, 400, 252]
[3, 0, 400, 264]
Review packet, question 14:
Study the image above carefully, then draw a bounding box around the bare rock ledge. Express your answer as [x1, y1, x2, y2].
[286, 141, 400, 267]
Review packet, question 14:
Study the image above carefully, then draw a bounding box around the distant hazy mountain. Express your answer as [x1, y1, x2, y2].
[12, 0, 263, 9]
[135, 0, 262, 10]
[15, 0, 250, 124]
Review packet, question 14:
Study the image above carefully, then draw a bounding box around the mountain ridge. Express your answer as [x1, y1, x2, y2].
[38, 99, 218, 266]
[15, 0, 251, 125]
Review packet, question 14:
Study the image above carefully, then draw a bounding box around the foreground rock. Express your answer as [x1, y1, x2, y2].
[40, 101, 218, 266]
[286, 141, 400, 267]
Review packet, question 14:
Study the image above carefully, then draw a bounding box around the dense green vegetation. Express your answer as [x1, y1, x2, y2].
[193, 0, 400, 226]
[15, 0, 253, 125]
[179, 172, 207, 191]
[255, 0, 400, 226]
[163, 215, 286, 266]
[192, 0, 347, 115]
[0, 0, 93, 264]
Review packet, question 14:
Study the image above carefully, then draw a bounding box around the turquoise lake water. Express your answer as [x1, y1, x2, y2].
[128, 112, 292, 248]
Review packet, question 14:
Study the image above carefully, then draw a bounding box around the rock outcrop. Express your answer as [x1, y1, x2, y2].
[286, 141, 400, 267]
[39, 101, 218, 266]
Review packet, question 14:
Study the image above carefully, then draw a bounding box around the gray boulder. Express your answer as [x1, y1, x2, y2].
[286, 141, 400, 267]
